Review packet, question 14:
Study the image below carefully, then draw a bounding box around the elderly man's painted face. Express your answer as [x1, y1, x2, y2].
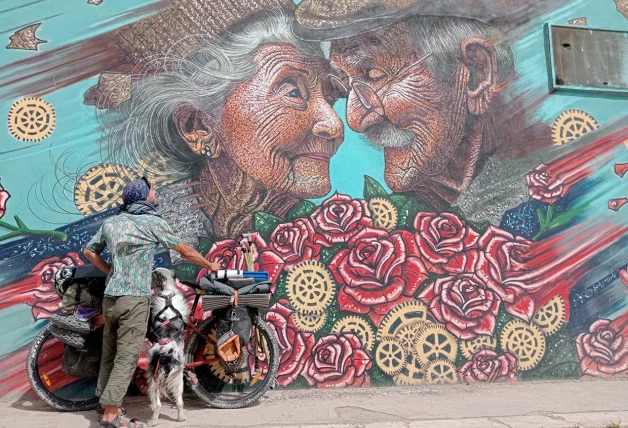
[219, 44, 343, 198]
[330, 21, 498, 202]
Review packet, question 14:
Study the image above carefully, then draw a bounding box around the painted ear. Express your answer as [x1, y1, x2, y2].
[461, 38, 499, 115]
[173, 103, 222, 159]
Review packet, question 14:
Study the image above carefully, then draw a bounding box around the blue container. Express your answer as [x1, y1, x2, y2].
[242, 271, 269, 281]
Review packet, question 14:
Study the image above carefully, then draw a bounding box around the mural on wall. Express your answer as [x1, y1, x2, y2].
[1, 0, 628, 398]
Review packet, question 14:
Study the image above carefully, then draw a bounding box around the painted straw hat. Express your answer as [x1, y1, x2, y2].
[117, 0, 296, 74]
[293, 0, 571, 41]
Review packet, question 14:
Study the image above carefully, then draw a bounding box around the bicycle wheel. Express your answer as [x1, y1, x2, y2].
[26, 323, 100, 412]
[185, 315, 279, 409]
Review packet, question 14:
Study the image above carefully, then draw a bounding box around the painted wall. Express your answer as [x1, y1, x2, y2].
[1, 0, 628, 398]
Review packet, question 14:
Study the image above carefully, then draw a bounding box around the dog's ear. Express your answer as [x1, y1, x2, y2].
[151, 270, 164, 290]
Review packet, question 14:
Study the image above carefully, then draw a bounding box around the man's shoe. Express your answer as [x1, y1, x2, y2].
[50, 324, 85, 348]
[52, 313, 92, 335]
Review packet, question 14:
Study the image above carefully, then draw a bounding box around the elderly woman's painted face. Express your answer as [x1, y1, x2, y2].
[220, 44, 344, 198]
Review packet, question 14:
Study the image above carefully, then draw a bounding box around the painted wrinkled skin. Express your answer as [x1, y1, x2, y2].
[330, 21, 499, 207]
[191, 43, 344, 237]
[222, 44, 343, 197]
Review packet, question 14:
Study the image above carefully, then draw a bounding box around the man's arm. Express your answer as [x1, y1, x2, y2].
[173, 242, 221, 272]
[83, 248, 112, 275]
[84, 225, 111, 274]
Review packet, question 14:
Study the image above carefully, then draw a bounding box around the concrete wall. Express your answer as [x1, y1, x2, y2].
[0, 0, 627, 398]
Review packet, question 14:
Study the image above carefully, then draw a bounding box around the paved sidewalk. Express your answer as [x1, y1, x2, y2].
[1, 379, 627, 428]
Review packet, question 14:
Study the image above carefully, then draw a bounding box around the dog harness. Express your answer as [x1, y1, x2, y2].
[149, 294, 185, 346]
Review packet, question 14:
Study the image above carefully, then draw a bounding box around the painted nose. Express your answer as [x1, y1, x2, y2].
[346, 82, 385, 133]
[312, 99, 344, 141]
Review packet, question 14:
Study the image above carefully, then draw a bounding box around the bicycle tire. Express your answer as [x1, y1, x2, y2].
[26, 323, 100, 412]
[185, 315, 279, 409]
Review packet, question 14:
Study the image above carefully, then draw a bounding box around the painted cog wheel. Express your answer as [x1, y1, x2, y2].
[377, 301, 431, 341]
[413, 324, 459, 366]
[551, 110, 599, 146]
[532, 295, 566, 336]
[202, 327, 250, 384]
[460, 335, 498, 359]
[294, 311, 327, 333]
[396, 322, 427, 350]
[332, 316, 376, 352]
[424, 359, 458, 385]
[393, 352, 425, 386]
[500, 320, 546, 371]
[8, 97, 56, 142]
[286, 261, 336, 314]
[74, 164, 138, 216]
[375, 337, 407, 375]
[368, 197, 398, 230]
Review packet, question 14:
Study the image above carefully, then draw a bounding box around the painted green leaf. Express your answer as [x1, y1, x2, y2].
[467, 220, 491, 235]
[196, 236, 214, 256]
[547, 207, 582, 232]
[273, 271, 289, 301]
[254, 211, 284, 241]
[171, 262, 199, 282]
[397, 198, 421, 229]
[520, 324, 580, 381]
[370, 366, 393, 386]
[389, 194, 407, 206]
[390, 193, 433, 230]
[363, 175, 389, 200]
[319, 243, 346, 265]
[317, 299, 340, 340]
[286, 200, 318, 221]
[536, 208, 547, 228]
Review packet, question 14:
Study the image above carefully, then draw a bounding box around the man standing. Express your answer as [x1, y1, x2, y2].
[83, 178, 220, 428]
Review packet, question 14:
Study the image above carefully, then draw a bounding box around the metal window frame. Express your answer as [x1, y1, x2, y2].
[545, 23, 628, 96]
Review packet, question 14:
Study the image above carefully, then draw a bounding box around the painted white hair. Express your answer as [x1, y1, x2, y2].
[101, 8, 324, 182]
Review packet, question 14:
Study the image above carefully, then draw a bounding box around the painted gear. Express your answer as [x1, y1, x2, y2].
[8, 97, 56, 142]
[332, 316, 376, 352]
[377, 301, 430, 341]
[293, 311, 327, 333]
[551, 110, 599, 146]
[393, 352, 425, 386]
[368, 197, 398, 231]
[375, 337, 407, 376]
[460, 335, 498, 359]
[74, 164, 137, 216]
[286, 261, 336, 314]
[413, 324, 459, 366]
[202, 327, 250, 384]
[500, 320, 546, 371]
[424, 359, 458, 385]
[396, 322, 427, 350]
[532, 295, 566, 336]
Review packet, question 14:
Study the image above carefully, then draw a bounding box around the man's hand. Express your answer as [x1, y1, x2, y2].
[206, 261, 221, 272]
[173, 243, 221, 273]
